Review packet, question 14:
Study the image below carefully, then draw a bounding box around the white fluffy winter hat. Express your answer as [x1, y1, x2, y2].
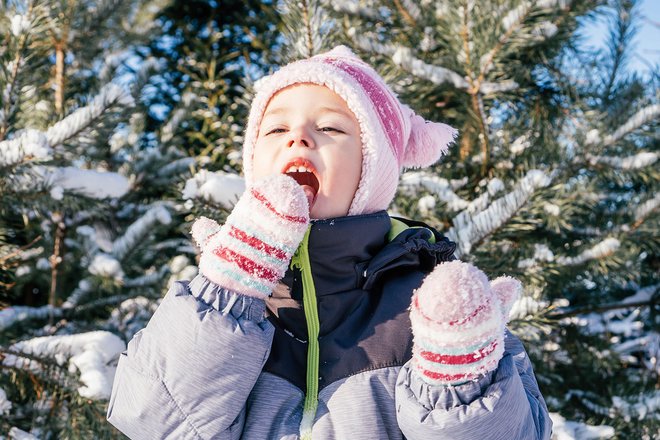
[242, 45, 458, 216]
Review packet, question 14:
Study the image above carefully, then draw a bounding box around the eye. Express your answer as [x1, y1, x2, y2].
[319, 127, 344, 133]
[265, 128, 287, 135]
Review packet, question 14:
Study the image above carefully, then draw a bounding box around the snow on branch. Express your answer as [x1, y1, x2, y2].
[348, 33, 470, 89]
[587, 104, 660, 147]
[112, 205, 172, 260]
[0, 129, 52, 167]
[398, 0, 421, 21]
[0, 305, 60, 332]
[555, 238, 620, 266]
[44, 166, 130, 200]
[446, 169, 552, 256]
[548, 412, 614, 439]
[45, 83, 134, 147]
[611, 391, 660, 421]
[390, 46, 470, 89]
[182, 170, 245, 209]
[400, 171, 469, 211]
[322, 0, 383, 20]
[634, 193, 660, 222]
[586, 151, 657, 170]
[160, 92, 198, 143]
[157, 157, 195, 177]
[2, 331, 125, 400]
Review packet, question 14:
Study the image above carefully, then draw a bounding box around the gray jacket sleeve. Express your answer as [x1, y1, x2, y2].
[106, 275, 275, 440]
[395, 330, 552, 440]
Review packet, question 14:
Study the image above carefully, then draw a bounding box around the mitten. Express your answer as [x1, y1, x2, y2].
[409, 260, 521, 385]
[191, 174, 310, 299]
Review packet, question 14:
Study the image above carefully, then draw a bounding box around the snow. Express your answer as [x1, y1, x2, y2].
[400, 171, 469, 211]
[10, 14, 31, 36]
[510, 134, 531, 155]
[549, 412, 614, 439]
[182, 170, 245, 209]
[417, 195, 436, 215]
[532, 21, 558, 38]
[0, 305, 60, 332]
[6, 427, 38, 440]
[112, 205, 172, 259]
[611, 391, 660, 421]
[635, 193, 660, 221]
[0, 129, 52, 167]
[586, 151, 657, 170]
[88, 253, 124, 279]
[3, 331, 125, 399]
[556, 238, 620, 266]
[0, 387, 12, 415]
[544, 203, 561, 216]
[45, 83, 134, 147]
[447, 169, 552, 256]
[603, 104, 660, 146]
[108, 296, 160, 340]
[45, 166, 130, 199]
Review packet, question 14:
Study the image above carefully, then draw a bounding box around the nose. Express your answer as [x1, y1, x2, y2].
[287, 126, 315, 149]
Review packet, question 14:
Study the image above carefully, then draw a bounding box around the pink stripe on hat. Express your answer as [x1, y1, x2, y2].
[321, 57, 405, 163]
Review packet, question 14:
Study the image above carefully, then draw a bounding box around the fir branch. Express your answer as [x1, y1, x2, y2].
[399, 171, 469, 211]
[549, 298, 658, 319]
[322, 0, 383, 21]
[0, 304, 61, 332]
[555, 237, 620, 266]
[123, 265, 169, 288]
[349, 35, 517, 92]
[446, 169, 553, 256]
[0, 130, 52, 167]
[587, 104, 660, 147]
[280, 0, 329, 59]
[112, 205, 172, 260]
[0, 236, 42, 268]
[633, 193, 660, 225]
[586, 151, 658, 170]
[392, 0, 418, 27]
[45, 83, 134, 147]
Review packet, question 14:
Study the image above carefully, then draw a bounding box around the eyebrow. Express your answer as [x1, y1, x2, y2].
[262, 105, 354, 120]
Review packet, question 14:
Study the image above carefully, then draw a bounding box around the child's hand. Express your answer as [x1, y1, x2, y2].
[409, 260, 521, 385]
[191, 174, 310, 299]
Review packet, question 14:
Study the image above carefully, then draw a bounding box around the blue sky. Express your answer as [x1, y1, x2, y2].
[579, 0, 659, 77]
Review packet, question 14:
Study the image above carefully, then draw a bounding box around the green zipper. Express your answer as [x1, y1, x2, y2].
[290, 226, 319, 439]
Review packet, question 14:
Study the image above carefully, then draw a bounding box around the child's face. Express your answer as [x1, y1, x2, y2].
[253, 84, 362, 219]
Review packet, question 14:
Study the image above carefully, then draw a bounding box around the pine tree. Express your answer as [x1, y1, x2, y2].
[315, 0, 658, 437]
[0, 0, 188, 436]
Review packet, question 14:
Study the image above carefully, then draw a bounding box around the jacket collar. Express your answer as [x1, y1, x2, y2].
[304, 211, 392, 295]
[282, 210, 456, 296]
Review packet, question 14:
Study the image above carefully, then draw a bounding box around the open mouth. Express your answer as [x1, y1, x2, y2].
[282, 159, 320, 206]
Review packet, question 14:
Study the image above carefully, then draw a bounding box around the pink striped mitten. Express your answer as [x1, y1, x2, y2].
[191, 174, 310, 299]
[410, 260, 521, 385]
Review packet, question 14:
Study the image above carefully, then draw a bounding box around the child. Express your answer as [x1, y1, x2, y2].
[107, 46, 552, 439]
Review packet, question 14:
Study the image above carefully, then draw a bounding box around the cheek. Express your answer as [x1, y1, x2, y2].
[252, 142, 275, 176]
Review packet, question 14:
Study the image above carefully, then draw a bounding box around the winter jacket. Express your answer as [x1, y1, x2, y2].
[107, 211, 552, 439]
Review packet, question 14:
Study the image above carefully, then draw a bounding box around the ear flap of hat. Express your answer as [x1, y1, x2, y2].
[402, 107, 458, 169]
[490, 276, 522, 321]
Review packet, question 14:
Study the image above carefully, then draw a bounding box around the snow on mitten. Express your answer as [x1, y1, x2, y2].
[191, 174, 310, 299]
[409, 260, 521, 385]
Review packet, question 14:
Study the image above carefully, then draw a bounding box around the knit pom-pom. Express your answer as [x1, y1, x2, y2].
[402, 112, 458, 169]
[490, 276, 522, 321]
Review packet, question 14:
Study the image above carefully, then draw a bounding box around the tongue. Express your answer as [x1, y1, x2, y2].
[301, 185, 316, 208]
